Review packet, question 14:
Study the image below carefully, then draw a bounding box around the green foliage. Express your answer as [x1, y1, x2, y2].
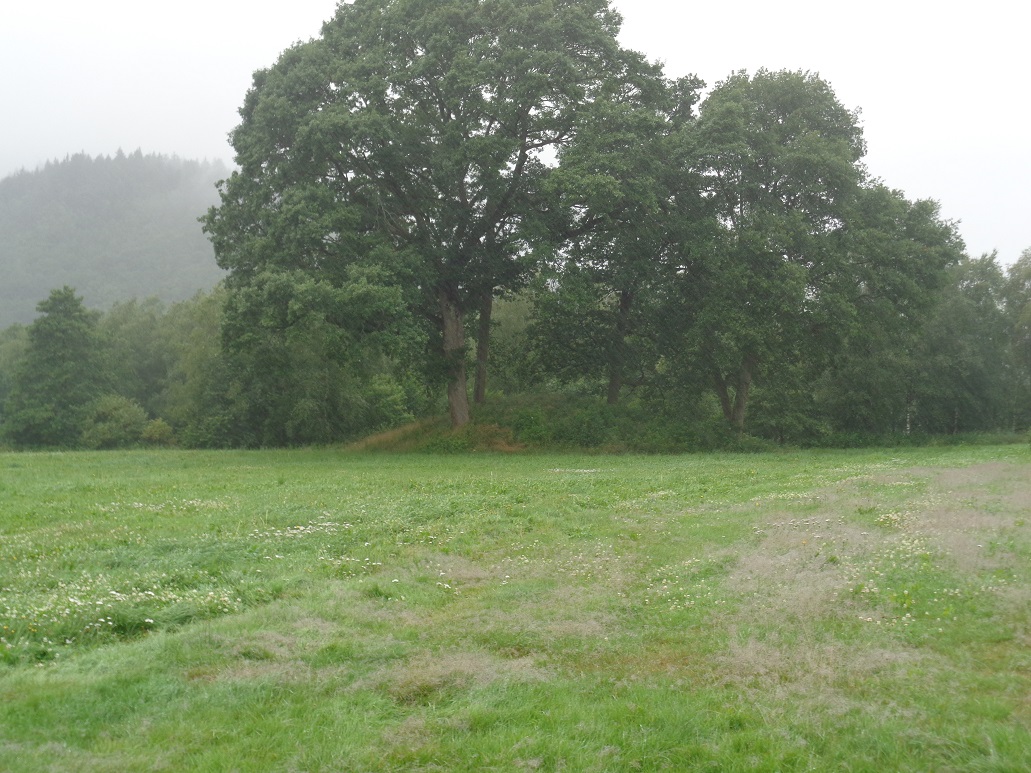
[516, 72, 960, 445]
[465, 394, 771, 452]
[523, 69, 964, 438]
[149, 289, 239, 448]
[533, 70, 702, 405]
[99, 297, 170, 417]
[746, 365, 832, 444]
[80, 395, 148, 449]
[909, 254, 1014, 433]
[205, 0, 652, 427]
[676, 70, 869, 431]
[0, 324, 27, 414]
[483, 295, 545, 395]
[218, 267, 418, 446]
[510, 406, 551, 445]
[362, 374, 417, 433]
[0, 282, 427, 450]
[1, 288, 108, 448]
[528, 270, 616, 392]
[1, 47, 1026, 450]
[141, 418, 175, 446]
[1004, 247, 1031, 429]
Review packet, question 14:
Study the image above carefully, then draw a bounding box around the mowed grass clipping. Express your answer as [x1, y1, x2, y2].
[1, 446, 1029, 771]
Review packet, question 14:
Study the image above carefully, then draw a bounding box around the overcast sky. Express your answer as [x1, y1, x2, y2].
[2, 0, 1027, 263]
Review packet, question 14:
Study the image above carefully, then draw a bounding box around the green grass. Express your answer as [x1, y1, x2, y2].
[1, 445, 1029, 771]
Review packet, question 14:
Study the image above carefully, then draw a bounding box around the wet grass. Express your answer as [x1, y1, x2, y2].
[1, 445, 1029, 771]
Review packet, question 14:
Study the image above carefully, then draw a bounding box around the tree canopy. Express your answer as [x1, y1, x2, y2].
[684, 69, 869, 430]
[2, 288, 108, 447]
[204, 0, 659, 426]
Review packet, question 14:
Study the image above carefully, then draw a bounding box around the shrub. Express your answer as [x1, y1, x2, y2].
[362, 374, 416, 434]
[141, 418, 175, 446]
[511, 409, 551, 445]
[81, 395, 148, 449]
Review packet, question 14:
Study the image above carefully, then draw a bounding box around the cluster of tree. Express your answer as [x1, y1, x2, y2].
[3, 242, 1029, 451]
[3, 0, 1029, 449]
[198, 0, 1031, 443]
[517, 247, 1031, 443]
[0, 286, 426, 449]
[2, 237, 1029, 451]
[0, 151, 227, 327]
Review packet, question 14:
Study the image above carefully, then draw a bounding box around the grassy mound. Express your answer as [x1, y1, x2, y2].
[351, 394, 1031, 454]
[350, 394, 771, 454]
[348, 418, 525, 453]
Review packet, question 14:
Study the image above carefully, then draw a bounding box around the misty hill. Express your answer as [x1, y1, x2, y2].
[0, 151, 228, 328]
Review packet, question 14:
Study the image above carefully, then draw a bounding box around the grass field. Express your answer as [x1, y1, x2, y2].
[1, 445, 1029, 771]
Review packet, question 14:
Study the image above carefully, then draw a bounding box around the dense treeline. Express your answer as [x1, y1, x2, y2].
[1, 244, 1030, 451]
[0, 286, 428, 449]
[0, 151, 227, 328]
[2, 0, 1029, 450]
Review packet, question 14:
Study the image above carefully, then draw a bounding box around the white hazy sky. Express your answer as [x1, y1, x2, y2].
[2, 0, 1027, 263]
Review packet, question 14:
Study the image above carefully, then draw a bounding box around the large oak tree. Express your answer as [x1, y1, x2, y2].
[204, 0, 644, 427]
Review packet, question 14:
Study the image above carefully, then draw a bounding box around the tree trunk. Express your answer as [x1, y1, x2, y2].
[439, 287, 470, 427]
[714, 373, 734, 426]
[713, 355, 755, 433]
[606, 368, 623, 406]
[474, 290, 492, 405]
[730, 358, 753, 431]
[606, 290, 633, 405]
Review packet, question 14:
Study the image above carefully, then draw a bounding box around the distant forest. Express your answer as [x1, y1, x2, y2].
[0, 151, 226, 328]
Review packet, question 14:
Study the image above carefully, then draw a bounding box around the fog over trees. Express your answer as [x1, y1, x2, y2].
[0, 151, 226, 328]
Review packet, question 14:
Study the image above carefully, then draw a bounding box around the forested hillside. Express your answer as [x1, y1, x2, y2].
[0, 152, 226, 327]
